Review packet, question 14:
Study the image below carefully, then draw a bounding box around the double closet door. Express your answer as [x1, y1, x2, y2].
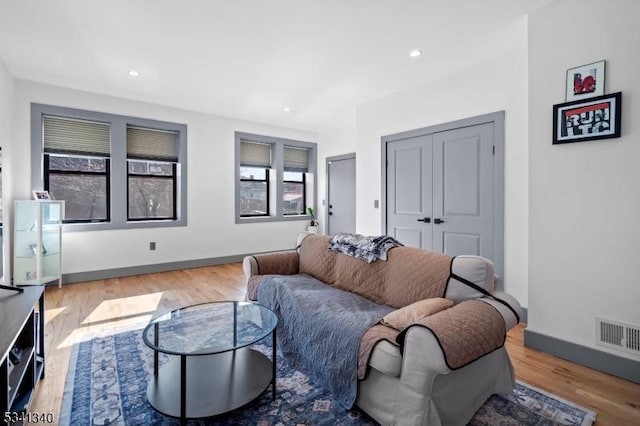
[386, 122, 497, 261]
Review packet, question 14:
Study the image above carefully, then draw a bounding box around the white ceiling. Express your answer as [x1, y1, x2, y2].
[0, 0, 554, 131]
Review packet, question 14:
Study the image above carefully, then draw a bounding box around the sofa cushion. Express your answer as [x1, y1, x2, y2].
[298, 235, 338, 285]
[381, 247, 452, 308]
[298, 235, 453, 308]
[381, 298, 454, 330]
[368, 339, 403, 377]
[358, 323, 400, 379]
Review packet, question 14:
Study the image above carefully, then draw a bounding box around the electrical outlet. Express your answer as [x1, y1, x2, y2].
[149, 242, 156, 251]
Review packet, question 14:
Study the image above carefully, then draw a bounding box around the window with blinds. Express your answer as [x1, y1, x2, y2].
[43, 115, 110, 156]
[235, 132, 316, 223]
[283, 146, 309, 172]
[126, 126, 178, 220]
[34, 104, 187, 230]
[239, 141, 271, 216]
[43, 115, 111, 222]
[283, 146, 308, 215]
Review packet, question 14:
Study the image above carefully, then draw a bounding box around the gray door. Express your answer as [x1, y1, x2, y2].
[386, 135, 433, 248]
[432, 123, 494, 257]
[327, 155, 356, 235]
[386, 122, 496, 259]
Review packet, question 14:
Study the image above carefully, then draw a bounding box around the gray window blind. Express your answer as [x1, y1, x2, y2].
[43, 115, 110, 156]
[284, 146, 309, 172]
[240, 141, 271, 168]
[127, 126, 179, 162]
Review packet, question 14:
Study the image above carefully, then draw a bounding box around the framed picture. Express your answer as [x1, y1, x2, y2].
[32, 190, 51, 200]
[566, 60, 605, 101]
[553, 92, 622, 144]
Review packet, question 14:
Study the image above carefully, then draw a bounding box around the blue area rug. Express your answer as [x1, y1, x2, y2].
[61, 327, 597, 425]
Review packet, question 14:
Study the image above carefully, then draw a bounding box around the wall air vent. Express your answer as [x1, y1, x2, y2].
[596, 317, 640, 357]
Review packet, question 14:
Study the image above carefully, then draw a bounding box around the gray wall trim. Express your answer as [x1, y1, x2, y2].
[31, 103, 188, 232]
[234, 131, 317, 224]
[62, 253, 250, 284]
[520, 307, 528, 323]
[326, 152, 356, 162]
[524, 329, 640, 385]
[325, 153, 356, 233]
[380, 111, 505, 278]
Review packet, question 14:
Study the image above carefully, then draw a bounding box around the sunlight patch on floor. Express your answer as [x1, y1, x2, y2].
[54, 292, 164, 350]
[45, 306, 66, 324]
[81, 291, 164, 325]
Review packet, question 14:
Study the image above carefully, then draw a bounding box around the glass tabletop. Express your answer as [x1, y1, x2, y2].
[142, 301, 277, 356]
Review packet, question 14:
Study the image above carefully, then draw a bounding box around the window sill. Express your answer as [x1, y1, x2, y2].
[235, 215, 311, 225]
[62, 218, 186, 232]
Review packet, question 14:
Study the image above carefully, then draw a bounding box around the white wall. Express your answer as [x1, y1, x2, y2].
[352, 18, 530, 305]
[528, 0, 640, 359]
[10, 80, 316, 275]
[0, 60, 15, 283]
[316, 112, 357, 235]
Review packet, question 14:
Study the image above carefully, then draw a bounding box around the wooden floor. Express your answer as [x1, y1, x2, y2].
[29, 263, 640, 425]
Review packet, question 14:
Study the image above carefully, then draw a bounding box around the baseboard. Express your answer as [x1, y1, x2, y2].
[524, 329, 640, 384]
[520, 307, 528, 323]
[62, 254, 249, 284]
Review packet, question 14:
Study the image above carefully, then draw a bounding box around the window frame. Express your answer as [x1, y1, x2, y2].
[31, 103, 187, 232]
[235, 132, 316, 224]
[239, 166, 271, 217]
[44, 153, 112, 223]
[126, 160, 178, 221]
[282, 172, 306, 216]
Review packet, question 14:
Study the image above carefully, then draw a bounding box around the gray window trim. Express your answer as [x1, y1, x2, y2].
[235, 131, 317, 224]
[31, 103, 187, 232]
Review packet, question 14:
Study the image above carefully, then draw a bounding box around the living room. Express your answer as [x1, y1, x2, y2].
[0, 0, 639, 425]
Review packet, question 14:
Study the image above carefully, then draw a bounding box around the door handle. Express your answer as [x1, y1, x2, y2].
[416, 217, 431, 223]
[434, 218, 445, 224]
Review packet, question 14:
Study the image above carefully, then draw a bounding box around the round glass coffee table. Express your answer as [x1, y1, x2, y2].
[142, 301, 278, 424]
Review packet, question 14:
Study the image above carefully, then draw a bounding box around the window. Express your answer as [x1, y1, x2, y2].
[283, 146, 309, 215]
[239, 141, 271, 217]
[43, 116, 111, 223]
[235, 132, 316, 223]
[32, 104, 187, 231]
[127, 126, 179, 221]
[45, 154, 110, 222]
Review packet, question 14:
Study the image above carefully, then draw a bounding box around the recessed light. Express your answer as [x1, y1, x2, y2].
[128, 70, 140, 77]
[283, 107, 291, 112]
[409, 49, 422, 58]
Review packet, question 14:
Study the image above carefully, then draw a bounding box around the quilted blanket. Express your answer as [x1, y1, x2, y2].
[257, 274, 393, 409]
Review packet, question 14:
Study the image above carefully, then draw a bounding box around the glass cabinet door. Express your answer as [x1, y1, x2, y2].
[14, 200, 64, 285]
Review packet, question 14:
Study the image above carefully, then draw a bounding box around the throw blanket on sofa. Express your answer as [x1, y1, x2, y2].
[328, 233, 404, 263]
[257, 274, 394, 409]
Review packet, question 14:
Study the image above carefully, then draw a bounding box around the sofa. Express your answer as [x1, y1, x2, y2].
[243, 233, 521, 426]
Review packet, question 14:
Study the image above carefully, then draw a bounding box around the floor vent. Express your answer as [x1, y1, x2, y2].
[596, 317, 640, 356]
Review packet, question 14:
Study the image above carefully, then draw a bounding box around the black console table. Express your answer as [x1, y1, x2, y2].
[0, 286, 45, 425]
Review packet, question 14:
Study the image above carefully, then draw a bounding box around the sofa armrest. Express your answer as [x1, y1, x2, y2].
[398, 300, 506, 370]
[479, 292, 522, 330]
[243, 250, 300, 278]
[243, 250, 300, 301]
[398, 326, 452, 391]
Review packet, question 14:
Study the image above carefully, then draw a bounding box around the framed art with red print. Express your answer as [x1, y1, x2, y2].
[566, 60, 605, 101]
[553, 92, 621, 144]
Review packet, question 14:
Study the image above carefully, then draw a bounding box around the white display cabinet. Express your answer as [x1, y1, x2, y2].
[13, 200, 64, 287]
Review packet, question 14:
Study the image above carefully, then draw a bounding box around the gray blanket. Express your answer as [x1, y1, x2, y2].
[328, 232, 404, 263]
[257, 274, 393, 409]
